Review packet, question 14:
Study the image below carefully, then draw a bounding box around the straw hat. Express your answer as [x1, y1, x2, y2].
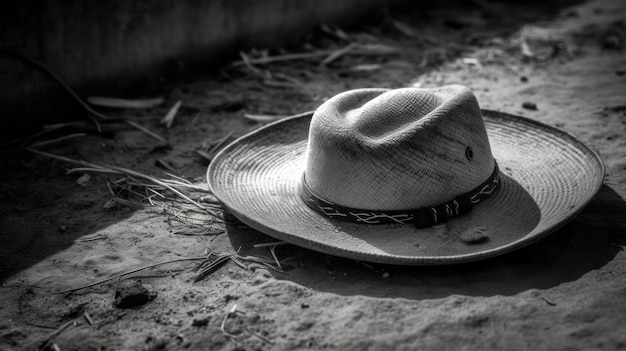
[207, 85, 604, 265]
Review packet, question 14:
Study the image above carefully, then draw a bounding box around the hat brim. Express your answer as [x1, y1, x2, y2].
[207, 110, 604, 265]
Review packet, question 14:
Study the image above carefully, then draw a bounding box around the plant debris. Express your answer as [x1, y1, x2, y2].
[87, 96, 164, 109]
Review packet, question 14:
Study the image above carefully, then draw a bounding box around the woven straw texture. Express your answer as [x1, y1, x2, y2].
[207, 110, 604, 265]
[306, 86, 495, 209]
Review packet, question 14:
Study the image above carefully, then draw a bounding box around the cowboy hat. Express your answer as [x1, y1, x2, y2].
[207, 85, 604, 265]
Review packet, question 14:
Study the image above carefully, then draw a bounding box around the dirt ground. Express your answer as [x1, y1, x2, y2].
[1, 0, 626, 350]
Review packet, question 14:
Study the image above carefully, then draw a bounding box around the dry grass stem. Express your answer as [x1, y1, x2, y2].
[83, 312, 94, 326]
[197, 131, 234, 161]
[156, 158, 178, 174]
[28, 149, 222, 218]
[29, 133, 87, 148]
[321, 43, 357, 66]
[207, 131, 233, 153]
[195, 253, 232, 282]
[160, 100, 183, 128]
[239, 51, 265, 77]
[87, 96, 164, 109]
[194, 252, 283, 282]
[232, 50, 332, 66]
[37, 319, 77, 351]
[74, 235, 107, 243]
[219, 304, 272, 345]
[220, 304, 240, 343]
[320, 24, 351, 41]
[173, 229, 225, 236]
[244, 110, 314, 123]
[252, 241, 287, 248]
[196, 150, 213, 162]
[232, 42, 400, 68]
[57, 255, 211, 294]
[125, 120, 167, 143]
[542, 295, 557, 306]
[243, 113, 286, 122]
[270, 72, 315, 99]
[268, 245, 283, 271]
[161, 171, 193, 184]
[245, 326, 274, 345]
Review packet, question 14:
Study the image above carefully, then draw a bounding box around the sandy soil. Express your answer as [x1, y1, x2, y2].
[1, 0, 625, 350]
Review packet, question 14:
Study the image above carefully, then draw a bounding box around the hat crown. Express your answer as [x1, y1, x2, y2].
[304, 85, 495, 210]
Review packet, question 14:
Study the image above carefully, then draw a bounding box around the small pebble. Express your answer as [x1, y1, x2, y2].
[522, 102, 538, 110]
[191, 316, 210, 327]
[603, 34, 622, 50]
[114, 280, 156, 309]
[382, 272, 390, 278]
[76, 173, 91, 187]
[459, 227, 489, 244]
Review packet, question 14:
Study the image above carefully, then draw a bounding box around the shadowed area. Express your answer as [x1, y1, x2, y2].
[229, 185, 625, 300]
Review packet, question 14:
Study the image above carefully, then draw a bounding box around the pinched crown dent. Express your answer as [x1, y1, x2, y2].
[304, 85, 496, 210]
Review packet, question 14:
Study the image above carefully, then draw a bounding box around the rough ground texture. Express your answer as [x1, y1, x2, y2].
[1, 0, 625, 350]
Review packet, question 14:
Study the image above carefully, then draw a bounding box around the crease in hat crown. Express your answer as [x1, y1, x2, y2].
[303, 85, 496, 211]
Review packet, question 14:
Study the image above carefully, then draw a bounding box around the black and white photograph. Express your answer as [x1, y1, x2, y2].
[1, 0, 625, 350]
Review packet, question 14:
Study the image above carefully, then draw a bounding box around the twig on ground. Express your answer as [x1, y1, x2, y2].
[83, 312, 94, 326]
[173, 230, 225, 237]
[23, 322, 58, 330]
[37, 319, 77, 351]
[57, 256, 211, 294]
[73, 235, 107, 243]
[125, 120, 167, 143]
[29, 133, 87, 148]
[194, 253, 232, 282]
